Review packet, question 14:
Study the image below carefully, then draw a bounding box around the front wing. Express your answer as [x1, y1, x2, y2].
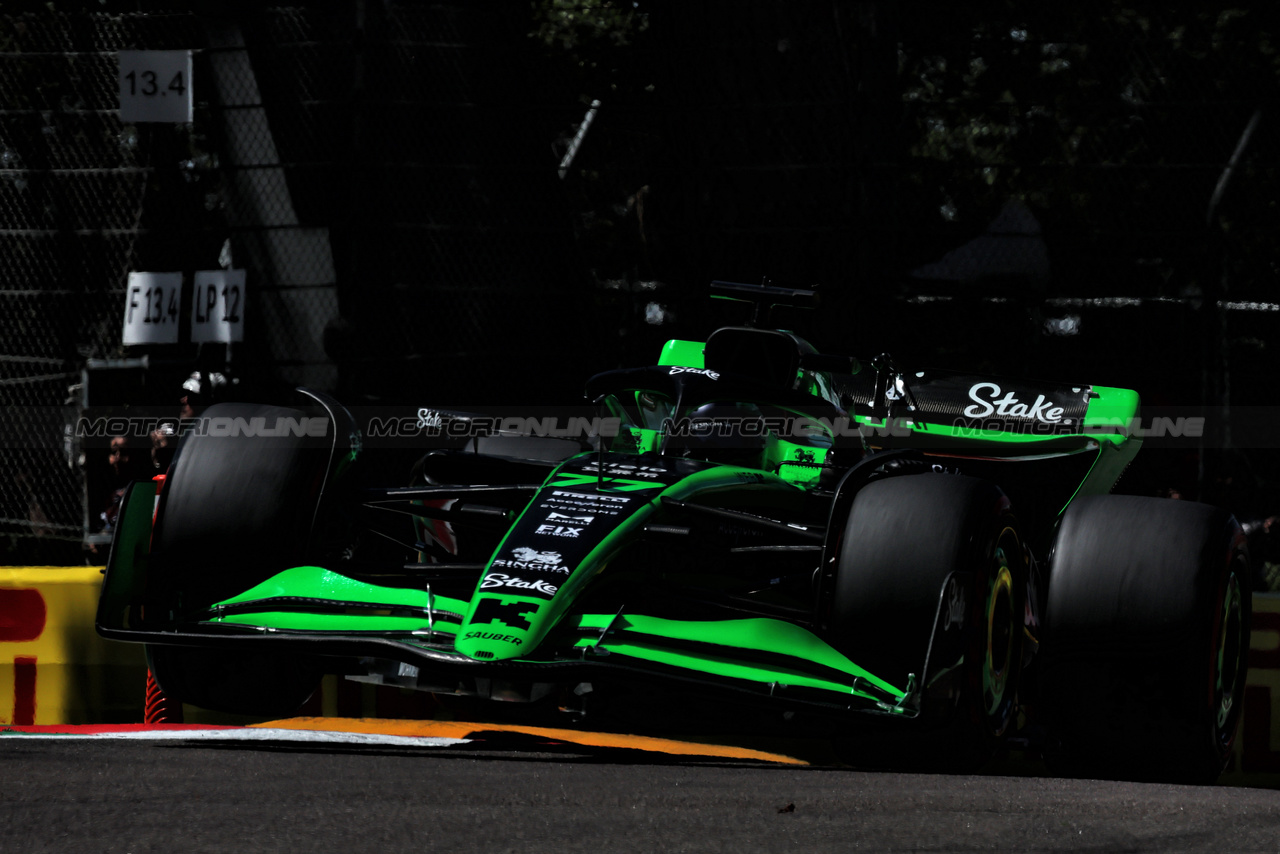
[97, 480, 970, 722]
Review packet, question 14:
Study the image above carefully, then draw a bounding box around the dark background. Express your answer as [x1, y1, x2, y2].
[2, 1, 1279, 560]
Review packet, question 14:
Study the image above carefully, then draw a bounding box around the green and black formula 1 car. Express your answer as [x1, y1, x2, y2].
[98, 282, 1249, 783]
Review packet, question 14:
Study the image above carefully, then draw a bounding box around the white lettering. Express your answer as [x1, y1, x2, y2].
[535, 524, 583, 538]
[546, 512, 593, 524]
[552, 490, 628, 504]
[964, 382, 1065, 424]
[481, 574, 559, 596]
[464, 630, 522, 645]
[509, 547, 562, 566]
[668, 367, 720, 380]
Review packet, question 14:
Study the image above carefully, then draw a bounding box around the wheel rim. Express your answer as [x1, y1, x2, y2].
[982, 529, 1018, 728]
[1214, 566, 1244, 739]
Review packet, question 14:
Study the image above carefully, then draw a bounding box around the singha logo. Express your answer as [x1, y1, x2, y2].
[491, 547, 570, 574]
[510, 547, 562, 565]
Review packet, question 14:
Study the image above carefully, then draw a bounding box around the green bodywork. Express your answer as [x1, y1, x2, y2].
[203, 563, 909, 710]
[194, 459, 912, 711]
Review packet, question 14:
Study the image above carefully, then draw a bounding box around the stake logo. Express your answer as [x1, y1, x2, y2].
[481, 574, 558, 598]
[668, 367, 720, 380]
[963, 382, 1066, 424]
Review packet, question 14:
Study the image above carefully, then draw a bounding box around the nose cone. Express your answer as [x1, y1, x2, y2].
[456, 595, 543, 660]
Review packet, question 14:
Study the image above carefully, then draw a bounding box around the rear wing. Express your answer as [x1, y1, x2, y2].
[656, 337, 1143, 498]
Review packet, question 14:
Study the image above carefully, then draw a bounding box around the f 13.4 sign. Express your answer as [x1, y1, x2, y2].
[123, 272, 181, 345]
[118, 50, 192, 123]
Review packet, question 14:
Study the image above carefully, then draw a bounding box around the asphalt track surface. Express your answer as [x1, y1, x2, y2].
[4, 729, 1280, 853]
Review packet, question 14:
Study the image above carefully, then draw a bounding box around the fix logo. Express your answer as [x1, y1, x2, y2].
[535, 511, 592, 538]
[481, 573, 558, 597]
[963, 382, 1066, 424]
[668, 366, 720, 380]
[471, 598, 539, 631]
[491, 547, 570, 574]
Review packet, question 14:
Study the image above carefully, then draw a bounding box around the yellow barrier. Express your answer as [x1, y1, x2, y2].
[2, 566, 1279, 784]
[0, 567, 146, 725]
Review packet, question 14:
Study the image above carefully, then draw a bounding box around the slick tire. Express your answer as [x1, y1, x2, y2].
[151, 402, 330, 608]
[146, 644, 322, 718]
[828, 474, 1025, 771]
[1041, 495, 1250, 784]
[146, 402, 329, 716]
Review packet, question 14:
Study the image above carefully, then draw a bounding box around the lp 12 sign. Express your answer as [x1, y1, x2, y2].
[191, 270, 246, 343]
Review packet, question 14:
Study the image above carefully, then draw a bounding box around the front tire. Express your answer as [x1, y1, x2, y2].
[147, 645, 322, 718]
[1041, 495, 1250, 784]
[146, 402, 332, 716]
[827, 473, 1026, 770]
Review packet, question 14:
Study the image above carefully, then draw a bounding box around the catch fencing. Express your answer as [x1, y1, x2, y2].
[2, 3, 1278, 556]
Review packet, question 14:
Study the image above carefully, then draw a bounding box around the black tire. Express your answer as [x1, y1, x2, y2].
[1041, 495, 1250, 784]
[152, 402, 330, 609]
[146, 644, 321, 718]
[828, 473, 1026, 769]
[146, 402, 331, 716]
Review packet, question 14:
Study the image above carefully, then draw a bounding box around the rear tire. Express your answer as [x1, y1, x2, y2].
[1041, 495, 1250, 784]
[828, 473, 1026, 771]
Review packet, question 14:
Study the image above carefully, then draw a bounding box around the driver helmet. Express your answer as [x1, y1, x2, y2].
[673, 401, 767, 466]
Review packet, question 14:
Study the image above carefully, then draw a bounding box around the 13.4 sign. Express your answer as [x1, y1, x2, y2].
[118, 50, 192, 123]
